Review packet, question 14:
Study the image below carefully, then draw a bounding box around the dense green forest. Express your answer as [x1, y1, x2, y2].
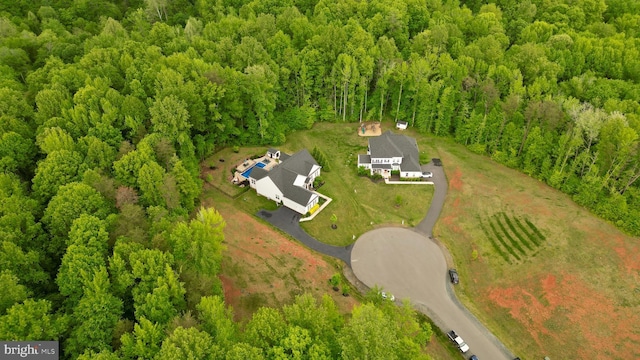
[0, 0, 639, 358]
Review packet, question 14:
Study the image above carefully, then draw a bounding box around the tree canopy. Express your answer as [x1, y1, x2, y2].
[0, 0, 638, 358]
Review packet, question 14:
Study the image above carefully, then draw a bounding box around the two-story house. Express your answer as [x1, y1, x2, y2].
[357, 130, 422, 179]
[249, 149, 321, 214]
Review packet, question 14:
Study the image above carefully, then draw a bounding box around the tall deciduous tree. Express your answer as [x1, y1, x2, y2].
[196, 296, 238, 349]
[65, 267, 123, 358]
[156, 327, 221, 360]
[0, 270, 30, 314]
[338, 303, 398, 359]
[32, 150, 84, 202]
[42, 182, 112, 258]
[0, 299, 68, 341]
[149, 95, 191, 143]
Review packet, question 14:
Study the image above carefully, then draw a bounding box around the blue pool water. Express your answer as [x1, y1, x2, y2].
[241, 161, 266, 178]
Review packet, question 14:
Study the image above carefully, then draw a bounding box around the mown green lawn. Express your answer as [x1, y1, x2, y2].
[203, 122, 434, 247]
[283, 122, 434, 246]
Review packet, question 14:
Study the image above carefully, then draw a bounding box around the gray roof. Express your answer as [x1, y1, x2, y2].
[250, 167, 269, 180]
[372, 163, 392, 169]
[369, 130, 419, 160]
[264, 149, 319, 207]
[280, 148, 318, 175]
[267, 147, 279, 154]
[358, 154, 371, 164]
[279, 152, 291, 162]
[399, 153, 421, 172]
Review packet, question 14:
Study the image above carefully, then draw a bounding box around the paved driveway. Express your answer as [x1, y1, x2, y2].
[257, 160, 515, 359]
[350, 162, 515, 359]
[257, 207, 353, 265]
[351, 227, 514, 359]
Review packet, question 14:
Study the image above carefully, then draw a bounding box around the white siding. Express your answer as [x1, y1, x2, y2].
[309, 165, 321, 180]
[283, 197, 307, 214]
[305, 194, 319, 212]
[255, 177, 283, 203]
[400, 171, 422, 178]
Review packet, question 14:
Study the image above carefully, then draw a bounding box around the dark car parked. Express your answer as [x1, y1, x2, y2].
[469, 356, 478, 360]
[432, 158, 442, 166]
[449, 269, 459, 284]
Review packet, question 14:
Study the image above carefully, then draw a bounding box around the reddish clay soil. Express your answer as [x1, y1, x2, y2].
[604, 233, 640, 276]
[488, 273, 640, 359]
[448, 167, 463, 191]
[204, 196, 358, 321]
[439, 198, 463, 234]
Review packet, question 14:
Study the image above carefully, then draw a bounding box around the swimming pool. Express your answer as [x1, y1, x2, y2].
[241, 161, 266, 178]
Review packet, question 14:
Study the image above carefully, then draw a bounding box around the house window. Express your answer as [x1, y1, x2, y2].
[275, 194, 280, 200]
[251, 179, 255, 185]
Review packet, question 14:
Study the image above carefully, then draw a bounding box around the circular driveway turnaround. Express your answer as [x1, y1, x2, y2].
[351, 227, 448, 304]
[351, 228, 513, 359]
[351, 162, 515, 359]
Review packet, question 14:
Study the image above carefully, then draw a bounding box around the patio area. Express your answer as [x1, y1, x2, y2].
[232, 155, 279, 184]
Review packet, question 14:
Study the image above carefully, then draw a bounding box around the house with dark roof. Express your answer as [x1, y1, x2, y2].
[249, 149, 321, 214]
[357, 130, 422, 179]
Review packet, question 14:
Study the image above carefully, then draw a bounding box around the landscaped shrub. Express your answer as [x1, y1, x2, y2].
[391, 170, 400, 176]
[312, 146, 330, 172]
[395, 195, 403, 207]
[232, 146, 239, 153]
[313, 176, 324, 188]
[371, 173, 383, 181]
[329, 273, 341, 291]
[357, 166, 369, 176]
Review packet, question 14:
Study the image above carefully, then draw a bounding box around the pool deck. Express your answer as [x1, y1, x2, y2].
[233, 156, 279, 183]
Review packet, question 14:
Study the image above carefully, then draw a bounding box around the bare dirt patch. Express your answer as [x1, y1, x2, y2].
[357, 121, 382, 137]
[448, 167, 463, 191]
[202, 192, 358, 322]
[488, 272, 640, 359]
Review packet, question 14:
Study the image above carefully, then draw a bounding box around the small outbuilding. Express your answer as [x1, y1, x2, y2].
[396, 120, 408, 130]
[267, 148, 281, 160]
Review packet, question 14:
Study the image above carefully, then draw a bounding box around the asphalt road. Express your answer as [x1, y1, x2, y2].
[415, 162, 448, 237]
[351, 227, 514, 360]
[256, 207, 353, 265]
[257, 160, 515, 359]
[351, 162, 515, 359]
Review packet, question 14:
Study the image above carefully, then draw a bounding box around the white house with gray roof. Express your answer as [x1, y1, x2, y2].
[249, 149, 321, 214]
[358, 130, 422, 179]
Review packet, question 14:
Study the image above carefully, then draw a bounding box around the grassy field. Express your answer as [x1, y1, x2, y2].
[424, 135, 640, 359]
[202, 124, 433, 247]
[203, 121, 639, 358]
[284, 123, 434, 246]
[200, 187, 360, 321]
